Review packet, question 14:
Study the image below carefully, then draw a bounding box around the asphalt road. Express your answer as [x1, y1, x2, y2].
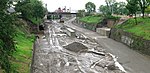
[64, 18, 150, 73]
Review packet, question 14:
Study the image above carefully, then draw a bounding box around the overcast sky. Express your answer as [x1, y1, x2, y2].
[42, 0, 126, 12]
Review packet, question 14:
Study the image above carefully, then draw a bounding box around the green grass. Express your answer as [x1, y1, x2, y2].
[115, 17, 150, 40]
[29, 17, 42, 24]
[79, 15, 102, 24]
[106, 15, 121, 20]
[11, 26, 35, 73]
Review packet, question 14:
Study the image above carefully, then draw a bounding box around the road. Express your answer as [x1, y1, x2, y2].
[64, 18, 150, 73]
[31, 20, 125, 73]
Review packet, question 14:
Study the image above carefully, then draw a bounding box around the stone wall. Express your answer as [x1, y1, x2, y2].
[30, 39, 37, 73]
[73, 19, 97, 31]
[110, 28, 150, 56]
[96, 28, 110, 36]
[73, 18, 119, 31]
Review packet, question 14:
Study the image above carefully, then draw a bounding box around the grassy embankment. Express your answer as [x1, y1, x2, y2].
[115, 17, 150, 40]
[79, 15, 102, 24]
[79, 15, 120, 24]
[11, 21, 35, 73]
[29, 17, 42, 24]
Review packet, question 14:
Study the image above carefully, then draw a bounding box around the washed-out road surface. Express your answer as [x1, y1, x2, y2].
[31, 20, 126, 73]
[64, 18, 150, 73]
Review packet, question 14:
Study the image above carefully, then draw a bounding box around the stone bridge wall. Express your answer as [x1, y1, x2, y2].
[110, 28, 150, 56]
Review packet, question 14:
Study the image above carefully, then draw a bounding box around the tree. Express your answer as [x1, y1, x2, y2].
[105, 0, 116, 15]
[77, 9, 85, 17]
[85, 2, 96, 13]
[114, 2, 128, 15]
[99, 1, 128, 15]
[99, 5, 111, 15]
[15, 0, 33, 19]
[16, 2, 34, 18]
[15, 0, 46, 24]
[126, 0, 139, 25]
[137, 0, 150, 18]
[0, 0, 17, 72]
[32, 0, 45, 20]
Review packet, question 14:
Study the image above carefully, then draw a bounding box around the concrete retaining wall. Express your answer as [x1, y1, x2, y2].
[64, 27, 76, 38]
[96, 28, 110, 36]
[110, 28, 150, 56]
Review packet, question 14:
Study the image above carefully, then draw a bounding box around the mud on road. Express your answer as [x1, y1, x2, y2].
[31, 20, 126, 73]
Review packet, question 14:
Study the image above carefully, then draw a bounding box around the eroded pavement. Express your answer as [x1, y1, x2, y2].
[31, 20, 126, 73]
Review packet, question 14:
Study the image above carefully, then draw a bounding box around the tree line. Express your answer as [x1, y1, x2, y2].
[78, 0, 150, 18]
[0, 0, 45, 73]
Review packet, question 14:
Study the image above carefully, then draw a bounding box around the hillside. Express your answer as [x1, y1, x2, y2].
[12, 20, 35, 73]
[115, 17, 150, 40]
[79, 15, 102, 24]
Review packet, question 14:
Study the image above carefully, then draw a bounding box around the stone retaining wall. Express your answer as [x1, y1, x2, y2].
[110, 28, 150, 56]
[30, 39, 37, 73]
[72, 19, 97, 31]
[96, 28, 110, 36]
[73, 18, 118, 31]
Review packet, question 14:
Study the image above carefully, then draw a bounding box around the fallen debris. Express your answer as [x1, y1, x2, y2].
[87, 51, 105, 56]
[63, 42, 88, 52]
